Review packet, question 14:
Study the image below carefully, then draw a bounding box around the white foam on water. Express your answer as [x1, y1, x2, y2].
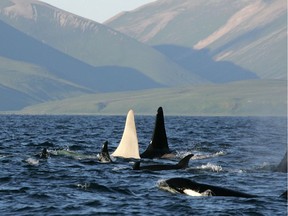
[25, 158, 39, 166]
[197, 162, 223, 172]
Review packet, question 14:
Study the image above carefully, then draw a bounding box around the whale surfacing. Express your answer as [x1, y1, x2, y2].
[158, 178, 255, 198]
[97, 141, 112, 163]
[133, 154, 193, 171]
[111, 109, 140, 159]
[141, 107, 172, 159]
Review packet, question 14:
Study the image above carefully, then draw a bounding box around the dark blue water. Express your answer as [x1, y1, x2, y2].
[0, 115, 287, 215]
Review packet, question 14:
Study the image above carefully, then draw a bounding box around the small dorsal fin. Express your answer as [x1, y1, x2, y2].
[97, 141, 112, 163]
[177, 154, 193, 168]
[111, 110, 140, 159]
[276, 151, 287, 172]
[40, 148, 49, 159]
[101, 141, 109, 153]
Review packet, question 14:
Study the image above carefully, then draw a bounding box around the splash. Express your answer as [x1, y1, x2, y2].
[76, 183, 90, 190]
[197, 163, 223, 172]
[184, 151, 226, 160]
[25, 158, 39, 166]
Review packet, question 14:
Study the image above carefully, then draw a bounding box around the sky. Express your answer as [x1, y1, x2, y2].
[40, 0, 157, 23]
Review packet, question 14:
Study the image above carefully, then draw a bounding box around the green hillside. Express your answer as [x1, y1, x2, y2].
[0, 57, 92, 110]
[18, 80, 287, 116]
[106, 0, 287, 79]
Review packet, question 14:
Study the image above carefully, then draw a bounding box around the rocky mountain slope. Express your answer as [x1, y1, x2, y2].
[0, 0, 286, 114]
[0, 20, 164, 111]
[106, 0, 287, 80]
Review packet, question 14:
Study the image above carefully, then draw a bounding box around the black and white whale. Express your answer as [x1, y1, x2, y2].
[275, 151, 287, 173]
[141, 107, 174, 159]
[97, 141, 112, 163]
[133, 154, 193, 171]
[111, 109, 140, 159]
[39, 140, 112, 163]
[158, 178, 256, 198]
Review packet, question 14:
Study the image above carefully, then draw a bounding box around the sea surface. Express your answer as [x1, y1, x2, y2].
[0, 115, 287, 215]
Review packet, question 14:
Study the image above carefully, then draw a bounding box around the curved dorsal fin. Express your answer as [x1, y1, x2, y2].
[177, 154, 194, 168]
[111, 109, 140, 159]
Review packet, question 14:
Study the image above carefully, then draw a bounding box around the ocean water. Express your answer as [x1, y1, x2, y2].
[0, 115, 287, 215]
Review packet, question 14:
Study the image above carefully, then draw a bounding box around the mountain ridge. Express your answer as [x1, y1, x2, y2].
[0, 0, 204, 86]
[106, 0, 287, 79]
[0, 0, 286, 114]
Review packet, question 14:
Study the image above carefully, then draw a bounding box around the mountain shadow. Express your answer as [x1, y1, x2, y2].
[154, 45, 258, 83]
[0, 20, 163, 92]
[0, 84, 37, 111]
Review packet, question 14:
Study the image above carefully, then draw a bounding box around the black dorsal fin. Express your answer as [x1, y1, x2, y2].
[101, 141, 109, 154]
[98, 141, 112, 163]
[177, 154, 193, 168]
[276, 151, 287, 172]
[141, 107, 171, 158]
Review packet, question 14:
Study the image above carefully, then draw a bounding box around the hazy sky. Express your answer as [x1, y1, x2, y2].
[40, 0, 157, 23]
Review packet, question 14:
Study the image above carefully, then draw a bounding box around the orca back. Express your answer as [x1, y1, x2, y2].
[161, 178, 255, 198]
[176, 154, 193, 168]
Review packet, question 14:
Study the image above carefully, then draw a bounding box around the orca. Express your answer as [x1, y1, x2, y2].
[97, 141, 112, 163]
[158, 178, 256, 198]
[38, 148, 50, 159]
[111, 109, 140, 159]
[275, 151, 287, 173]
[141, 107, 174, 159]
[133, 154, 193, 171]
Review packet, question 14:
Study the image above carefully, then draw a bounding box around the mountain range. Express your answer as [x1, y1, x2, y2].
[0, 0, 286, 115]
[107, 0, 287, 80]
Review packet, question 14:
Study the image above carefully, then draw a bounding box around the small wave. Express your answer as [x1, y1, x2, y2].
[245, 162, 276, 173]
[112, 165, 130, 171]
[176, 150, 226, 160]
[197, 162, 223, 172]
[84, 200, 101, 207]
[76, 182, 113, 193]
[38, 141, 55, 147]
[0, 187, 29, 194]
[0, 177, 12, 183]
[192, 151, 226, 160]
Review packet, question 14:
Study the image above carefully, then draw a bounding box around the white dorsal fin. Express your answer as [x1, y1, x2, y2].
[111, 109, 140, 159]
